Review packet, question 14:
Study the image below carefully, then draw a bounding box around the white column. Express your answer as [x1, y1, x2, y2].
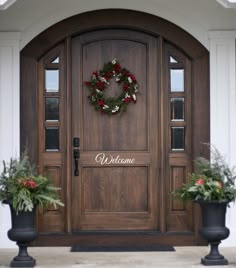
[209, 31, 236, 246]
[0, 32, 20, 248]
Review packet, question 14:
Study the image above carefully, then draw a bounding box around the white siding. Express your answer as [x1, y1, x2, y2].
[209, 31, 236, 246]
[0, 32, 20, 248]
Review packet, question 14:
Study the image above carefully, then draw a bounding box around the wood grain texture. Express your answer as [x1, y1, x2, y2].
[171, 166, 186, 211]
[71, 29, 159, 231]
[34, 233, 200, 247]
[44, 166, 61, 212]
[80, 35, 148, 151]
[82, 167, 148, 212]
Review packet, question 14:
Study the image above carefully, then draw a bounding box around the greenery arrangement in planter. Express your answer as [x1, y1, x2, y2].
[0, 152, 64, 267]
[0, 152, 64, 213]
[172, 145, 236, 266]
[173, 146, 236, 203]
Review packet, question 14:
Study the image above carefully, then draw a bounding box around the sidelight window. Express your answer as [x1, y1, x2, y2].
[169, 54, 186, 151]
[44, 55, 62, 151]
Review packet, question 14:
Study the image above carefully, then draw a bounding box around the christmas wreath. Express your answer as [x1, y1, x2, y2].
[84, 59, 139, 114]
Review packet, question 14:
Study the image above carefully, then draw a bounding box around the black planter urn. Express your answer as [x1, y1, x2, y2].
[197, 200, 230, 266]
[7, 203, 37, 267]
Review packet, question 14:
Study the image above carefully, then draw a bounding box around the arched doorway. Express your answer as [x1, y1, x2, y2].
[21, 9, 209, 246]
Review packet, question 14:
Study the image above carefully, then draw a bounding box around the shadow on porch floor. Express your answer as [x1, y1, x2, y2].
[0, 247, 236, 267]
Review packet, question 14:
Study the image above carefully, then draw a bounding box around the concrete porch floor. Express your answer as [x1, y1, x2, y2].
[1, 247, 236, 268]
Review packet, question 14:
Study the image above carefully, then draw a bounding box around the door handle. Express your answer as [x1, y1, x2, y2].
[73, 149, 80, 176]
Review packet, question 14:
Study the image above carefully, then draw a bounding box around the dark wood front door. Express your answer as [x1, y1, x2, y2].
[20, 9, 209, 246]
[71, 29, 159, 231]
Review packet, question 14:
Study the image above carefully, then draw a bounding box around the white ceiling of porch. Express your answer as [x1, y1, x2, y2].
[1, 0, 236, 31]
[0, 0, 236, 49]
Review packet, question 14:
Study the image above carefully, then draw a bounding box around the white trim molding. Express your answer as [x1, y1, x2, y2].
[216, 0, 236, 8]
[0, 31, 20, 248]
[0, 0, 17, 10]
[209, 30, 236, 246]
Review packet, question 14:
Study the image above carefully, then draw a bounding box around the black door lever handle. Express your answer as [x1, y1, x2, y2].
[73, 149, 80, 176]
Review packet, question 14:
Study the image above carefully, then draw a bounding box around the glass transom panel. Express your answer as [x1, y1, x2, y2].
[52, 57, 59, 64]
[170, 56, 178, 63]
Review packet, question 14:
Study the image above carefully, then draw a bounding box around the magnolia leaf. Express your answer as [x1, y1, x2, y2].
[188, 186, 198, 192]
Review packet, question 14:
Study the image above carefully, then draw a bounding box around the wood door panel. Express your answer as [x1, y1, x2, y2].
[44, 166, 61, 204]
[81, 39, 148, 152]
[170, 166, 186, 211]
[79, 212, 155, 230]
[72, 29, 159, 231]
[167, 163, 193, 232]
[82, 166, 148, 212]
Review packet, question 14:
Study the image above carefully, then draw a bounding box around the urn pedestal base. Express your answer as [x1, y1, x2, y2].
[201, 258, 228, 266]
[200, 241, 228, 266]
[11, 259, 36, 268]
[10, 242, 36, 268]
